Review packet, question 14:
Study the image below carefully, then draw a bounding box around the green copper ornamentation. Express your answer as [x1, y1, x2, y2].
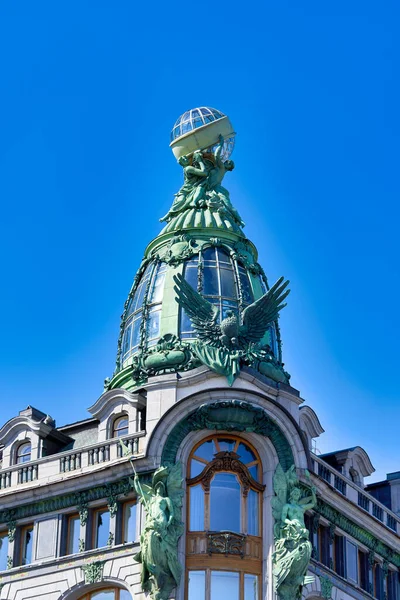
[173, 272, 290, 384]
[272, 464, 316, 600]
[319, 575, 333, 599]
[133, 464, 184, 600]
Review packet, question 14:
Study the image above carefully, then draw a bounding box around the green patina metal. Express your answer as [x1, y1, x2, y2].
[319, 575, 333, 599]
[161, 399, 294, 470]
[272, 464, 316, 600]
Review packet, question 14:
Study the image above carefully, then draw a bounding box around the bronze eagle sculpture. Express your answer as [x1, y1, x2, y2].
[173, 273, 290, 350]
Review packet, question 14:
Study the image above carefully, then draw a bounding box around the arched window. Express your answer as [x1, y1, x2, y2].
[186, 435, 264, 600]
[16, 441, 31, 464]
[78, 588, 132, 600]
[112, 415, 129, 438]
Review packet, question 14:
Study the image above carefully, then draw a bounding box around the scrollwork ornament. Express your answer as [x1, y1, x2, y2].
[81, 561, 105, 584]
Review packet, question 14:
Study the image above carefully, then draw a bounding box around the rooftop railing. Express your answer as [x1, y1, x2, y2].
[312, 454, 399, 535]
[0, 432, 145, 492]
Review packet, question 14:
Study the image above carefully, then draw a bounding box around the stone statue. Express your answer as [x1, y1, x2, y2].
[271, 464, 316, 600]
[132, 464, 184, 600]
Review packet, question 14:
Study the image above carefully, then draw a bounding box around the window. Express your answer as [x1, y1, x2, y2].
[318, 525, 330, 568]
[0, 532, 9, 571]
[112, 415, 129, 438]
[180, 248, 254, 340]
[187, 569, 259, 600]
[187, 436, 263, 534]
[359, 550, 369, 592]
[93, 508, 110, 549]
[66, 514, 80, 555]
[122, 501, 137, 543]
[375, 563, 385, 600]
[16, 442, 31, 464]
[78, 589, 132, 600]
[346, 540, 358, 584]
[20, 525, 34, 565]
[186, 436, 263, 600]
[387, 570, 399, 600]
[334, 534, 345, 578]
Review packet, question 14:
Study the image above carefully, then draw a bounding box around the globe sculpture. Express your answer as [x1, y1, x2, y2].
[170, 106, 235, 161]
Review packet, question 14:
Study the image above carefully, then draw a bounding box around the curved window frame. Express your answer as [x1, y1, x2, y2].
[111, 414, 129, 439]
[15, 441, 32, 465]
[78, 588, 131, 600]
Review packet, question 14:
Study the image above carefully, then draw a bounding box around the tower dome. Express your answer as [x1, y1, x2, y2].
[109, 109, 290, 391]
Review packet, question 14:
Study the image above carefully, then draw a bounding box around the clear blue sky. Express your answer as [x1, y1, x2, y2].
[0, 1, 398, 482]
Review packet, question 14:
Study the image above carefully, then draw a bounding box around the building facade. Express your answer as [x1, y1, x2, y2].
[0, 108, 398, 600]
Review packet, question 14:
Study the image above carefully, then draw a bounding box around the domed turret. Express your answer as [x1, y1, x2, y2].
[109, 109, 290, 391]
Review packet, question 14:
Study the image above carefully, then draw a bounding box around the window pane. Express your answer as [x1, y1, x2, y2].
[248, 465, 258, 481]
[216, 248, 231, 264]
[22, 527, 33, 565]
[220, 268, 236, 298]
[203, 267, 219, 295]
[95, 510, 110, 548]
[147, 308, 160, 343]
[190, 459, 205, 478]
[185, 265, 198, 289]
[237, 443, 256, 464]
[67, 516, 80, 554]
[239, 269, 254, 305]
[247, 490, 259, 536]
[194, 439, 216, 462]
[0, 535, 9, 570]
[149, 264, 166, 304]
[217, 438, 236, 452]
[90, 591, 115, 600]
[189, 485, 204, 531]
[123, 503, 137, 543]
[244, 574, 258, 600]
[131, 315, 142, 349]
[210, 473, 241, 532]
[188, 570, 205, 600]
[119, 591, 133, 600]
[211, 571, 239, 600]
[346, 540, 358, 583]
[202, 247, 216, 262]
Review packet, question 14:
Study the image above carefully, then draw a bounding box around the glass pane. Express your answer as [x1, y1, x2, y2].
[149, 265, 166, 303]
[217, 438, 236, 452]
[248, 465, 259, 481]
[0, 535, 9, 570]
[68, 516, 80, 554]
[194, 439, 216, 462]
[210, 473, 241, 532]
[247, 490, 259, 536]
[123, 503, 137, 543]
[347, 541, 358, 583]
[95, 510, 110, 548]
[147, 309, 160, 341]
[203, 267, 219, 295]
[188, 570, 205, 600]
[122, 324, 132, 356]
[237, 443, 256, 464]
[239, 269, 254, 305]
[202, 247, 216, 262]
[211, 571, 239, 600]
[119, 591, 133, 600]
[190, 458, 205, 478]
[189, 485, 204, 531]
[185, 266, 198, 289]
[217, 248, 231, 264]
[90, 591, 115, 600]
[181, 309, 194, 335]
[244, 574, 258, 600]
[220, 268, 236, 298]
[23, 527, 33, 564]
[131, 315, 142, 349]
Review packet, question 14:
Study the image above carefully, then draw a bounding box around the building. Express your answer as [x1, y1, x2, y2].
[0, 107, 398, 600]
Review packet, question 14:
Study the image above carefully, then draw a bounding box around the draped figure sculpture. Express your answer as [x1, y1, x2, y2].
[271, 464, 317, 600]
[160, 135, 244, 227]
[132, 464, 184, 600]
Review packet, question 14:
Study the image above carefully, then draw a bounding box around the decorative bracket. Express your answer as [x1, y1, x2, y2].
[81, 561, 105, 584]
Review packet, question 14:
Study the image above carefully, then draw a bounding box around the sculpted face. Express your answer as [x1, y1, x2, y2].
[224, 160, 235, 171]
[178, 156, 189, 167]
[290, 488, 301, 502]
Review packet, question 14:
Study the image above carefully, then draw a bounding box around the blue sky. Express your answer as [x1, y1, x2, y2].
[0, 1, 398, 482]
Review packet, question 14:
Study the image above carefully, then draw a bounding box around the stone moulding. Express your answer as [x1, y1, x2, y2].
[161, 399, 295, 470]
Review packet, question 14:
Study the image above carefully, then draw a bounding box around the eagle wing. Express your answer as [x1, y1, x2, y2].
[239, 276, 290, 345]
[173, 273, 222, 346]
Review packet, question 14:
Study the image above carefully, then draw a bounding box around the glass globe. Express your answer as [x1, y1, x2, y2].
[170, 107, 235, 161]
